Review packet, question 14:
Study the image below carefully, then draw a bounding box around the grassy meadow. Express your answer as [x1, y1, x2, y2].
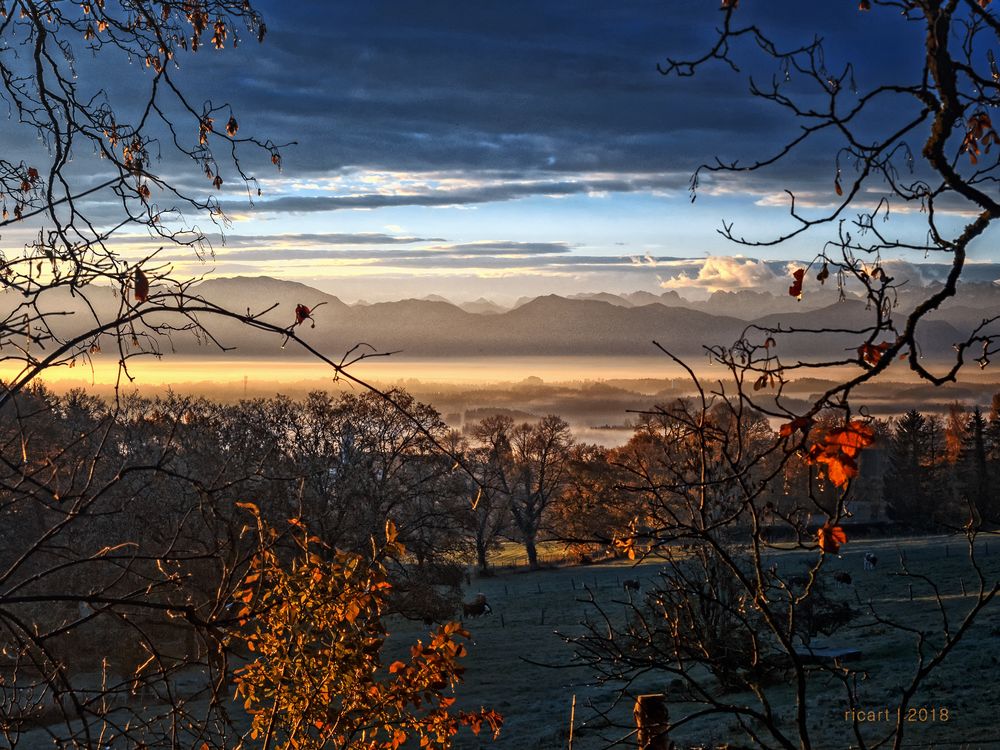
[385, 536, 1000, 750]
[13, 537, 998, 749]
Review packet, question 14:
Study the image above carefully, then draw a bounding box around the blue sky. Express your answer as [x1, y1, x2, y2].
[15, 1, 999, 303]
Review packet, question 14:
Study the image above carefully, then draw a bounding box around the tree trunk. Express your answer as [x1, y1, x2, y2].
[525, 533, 539, 570]
[476, 536, 489, 573]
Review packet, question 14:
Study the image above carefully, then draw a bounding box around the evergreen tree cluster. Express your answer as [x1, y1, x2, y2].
[882, 399, 1000, 529]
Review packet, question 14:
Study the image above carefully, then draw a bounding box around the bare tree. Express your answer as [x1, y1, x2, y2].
[464, 415, 516, 574]
[0, 3, 493, 747]
[561, 3, 1000, 748]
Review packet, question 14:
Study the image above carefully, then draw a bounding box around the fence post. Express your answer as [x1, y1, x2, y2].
[568, 694, 576, 750]
[634, 694, 669, 750]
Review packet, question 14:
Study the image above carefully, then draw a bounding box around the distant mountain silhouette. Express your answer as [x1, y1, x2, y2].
[3, 275, 997, 363]
[459, 298, 507, 315]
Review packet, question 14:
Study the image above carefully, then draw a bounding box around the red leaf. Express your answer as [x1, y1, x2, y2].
[294, 304, 311, 326]
[858, 341, 892, 367]
[134, 268, 149, 303]
[788, 268, 805, 299]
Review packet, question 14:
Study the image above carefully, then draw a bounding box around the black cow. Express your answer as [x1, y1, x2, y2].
[461, 593, 492, 618]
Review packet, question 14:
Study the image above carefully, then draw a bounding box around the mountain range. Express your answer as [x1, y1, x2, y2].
[6, 276, 1000, 363]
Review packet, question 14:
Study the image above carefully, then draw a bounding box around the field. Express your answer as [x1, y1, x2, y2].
[385, 535, 1000, 750]
[12, 537, 998, 749]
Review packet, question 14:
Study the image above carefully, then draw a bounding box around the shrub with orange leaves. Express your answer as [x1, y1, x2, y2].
[232, 508, 502, 750]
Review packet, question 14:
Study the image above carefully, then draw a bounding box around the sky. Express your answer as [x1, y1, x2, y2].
[9, 1, 1000, 304]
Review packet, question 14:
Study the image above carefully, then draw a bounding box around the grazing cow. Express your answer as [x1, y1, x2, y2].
[623, 579, 640, 594]
[461, 593, 492, 618]
[864, 552, 878, 571]
[834, 571, 853, 587]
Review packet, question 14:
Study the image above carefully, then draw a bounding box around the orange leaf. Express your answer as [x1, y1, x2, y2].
[825, 421, 874, 458]
[817, 452, 858, 487]
[858, 341, 892, 367]
[818, 523, 847, 554]
[779, 416, 813, 438]
[803, 420, 873, 487]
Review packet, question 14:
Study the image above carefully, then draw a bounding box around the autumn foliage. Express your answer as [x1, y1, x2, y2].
[232, 509, 502, 750]
[816, 522, 848, 555]
[804, 420, 875, 488]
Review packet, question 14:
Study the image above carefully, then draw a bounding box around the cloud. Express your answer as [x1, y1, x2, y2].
[659, 256, 782, 291]
[161, 250, 681, 272]
[104, 232, 444, 249]
[877, 260, 935, 287]
[132, 238, 579, 265]
[218, 172, 688, 214]
[426, 241, 573, 255]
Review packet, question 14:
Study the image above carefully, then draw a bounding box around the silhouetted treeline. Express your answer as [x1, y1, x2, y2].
[4, 383, 998, 619]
